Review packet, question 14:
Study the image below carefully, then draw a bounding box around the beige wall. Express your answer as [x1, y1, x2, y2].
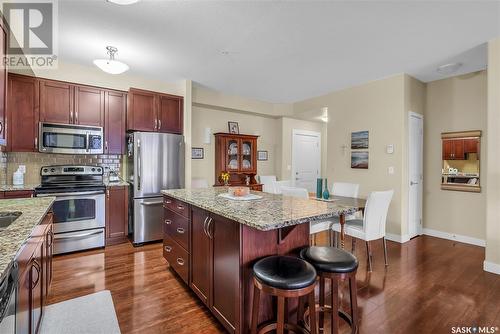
[293, 74, 408, 236]
[424, 71, 487, 241]
[486, 38, 500, 272]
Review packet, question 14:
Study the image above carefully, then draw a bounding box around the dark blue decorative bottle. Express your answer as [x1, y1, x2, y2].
[316, 178, 323, 198]
[322, 178, 330, 200]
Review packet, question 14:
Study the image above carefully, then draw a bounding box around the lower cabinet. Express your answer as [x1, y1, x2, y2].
[16, 212, 53, 334]
[165, 198, 239, 333]
[3, 190, 34, 199]
[105, 186, 129, 245]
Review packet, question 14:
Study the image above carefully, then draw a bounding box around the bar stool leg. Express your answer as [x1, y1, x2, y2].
[349, 274, 359, 334]
[308, 290, 318, 334]
[319, 276, 325, 332]
[331, 277, 339, 334]
[251, 285, 260, 334]
[277, 296, 285, 334]
[297, 295, 305, 325]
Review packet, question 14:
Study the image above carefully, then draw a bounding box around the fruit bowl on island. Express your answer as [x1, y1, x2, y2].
[228, 186, 250, 197]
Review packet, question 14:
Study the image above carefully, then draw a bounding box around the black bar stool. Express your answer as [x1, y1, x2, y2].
[251, 255, 318, 334]
[300, 246, 359, 334]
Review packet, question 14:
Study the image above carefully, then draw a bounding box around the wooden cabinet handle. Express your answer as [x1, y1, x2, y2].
[165, 219, 172, 225]
[34, 137, 38, 149]
[158, 119, 161, 130]
[164, 245, 172, 252]
[176, 258, 185, 266]
[176, 227, 185, 234]
[0, 121, 3, 134]
[165, 199, 172, 204]
[31, 260, 41, 289]
[177, 205, 184, 210]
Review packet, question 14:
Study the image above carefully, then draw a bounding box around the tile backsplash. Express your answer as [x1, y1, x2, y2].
[2, 152, 124, 185]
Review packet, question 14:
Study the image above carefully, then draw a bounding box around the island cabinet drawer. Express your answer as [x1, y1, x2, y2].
[163, 209, 189, 251]
[163, 196, 189, 218]
[163, 234, 189, 284]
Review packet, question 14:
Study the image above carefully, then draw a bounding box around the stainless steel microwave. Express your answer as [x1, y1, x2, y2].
[39, 123, 104, 155]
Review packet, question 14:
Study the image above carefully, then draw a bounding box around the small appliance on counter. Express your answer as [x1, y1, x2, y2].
[12, 167, 24, 186]
[108, 170, 120, 183]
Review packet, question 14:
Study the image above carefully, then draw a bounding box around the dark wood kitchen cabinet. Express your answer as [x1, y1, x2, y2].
[105, 90, 127, 154]
[0, 23, 7, 146]
[16, 212, 53, 334]
[442, 139, 465, 160]
[74, 86, 104, 126]
[190, 207, 211, 306]
[157, 93, 183, 134]
[464, 138, 479, 154]
[39, 80, 74, 124]
[105, 186, 129, 245]
[7, 74, 39, 152]
[127, 88, 183, 134]
[3, 190, 34, 198]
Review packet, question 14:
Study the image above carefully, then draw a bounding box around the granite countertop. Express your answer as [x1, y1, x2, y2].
[104, 179, 129, 187]
[0, 197, 55, 280]
[161, 187, 360, 231]
[1, 184, 39, 191]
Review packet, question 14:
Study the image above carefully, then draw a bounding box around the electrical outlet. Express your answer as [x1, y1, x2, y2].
[18, 165, 26, 173]
[388, 166, 395, 175]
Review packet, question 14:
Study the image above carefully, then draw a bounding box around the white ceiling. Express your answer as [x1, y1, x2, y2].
[58, 0, 500, 103]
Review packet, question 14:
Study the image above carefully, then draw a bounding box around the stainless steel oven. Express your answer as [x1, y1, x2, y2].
[0, 262, 17, 334]
[39, 122, 103, 154]
[35, 165, 106, 254]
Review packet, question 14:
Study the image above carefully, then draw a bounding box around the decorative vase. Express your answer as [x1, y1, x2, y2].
[316, 178, 323, 198]
[322, 178, 330, 200]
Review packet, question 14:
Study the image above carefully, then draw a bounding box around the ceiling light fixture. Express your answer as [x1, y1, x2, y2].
[107, 0, 140, 5]
[93, 46, 129, 75]
[436, 62, 463, 75]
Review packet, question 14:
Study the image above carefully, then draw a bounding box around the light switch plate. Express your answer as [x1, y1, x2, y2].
[386, 144, 394, 154]
[388, 166, 395, 175]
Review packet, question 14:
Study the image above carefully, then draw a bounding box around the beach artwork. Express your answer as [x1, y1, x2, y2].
[351, 131, 369, 149]
[351, 151, 369, 169]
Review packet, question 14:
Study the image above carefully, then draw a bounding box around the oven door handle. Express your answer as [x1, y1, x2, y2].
[54, 230, 103, 240]
[37, 191, 105, 197]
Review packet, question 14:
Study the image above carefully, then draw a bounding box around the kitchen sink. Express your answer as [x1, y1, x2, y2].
[0, 212, 22, 231]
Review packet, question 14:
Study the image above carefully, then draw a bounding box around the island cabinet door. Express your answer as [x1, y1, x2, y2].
[190, 207, 211, 306]
[209, 214, 241, 333]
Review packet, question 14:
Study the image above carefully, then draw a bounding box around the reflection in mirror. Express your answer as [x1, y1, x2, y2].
[441, 130, 481, 192]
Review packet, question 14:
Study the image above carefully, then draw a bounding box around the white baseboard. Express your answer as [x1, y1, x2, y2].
[422, 228, 486, 247]
[483, 261, 500, 275]
[385, 233, 410, 244]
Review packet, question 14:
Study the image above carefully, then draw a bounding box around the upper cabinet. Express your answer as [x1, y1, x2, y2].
[127, 88, 183, 134]
[74, 86, 105, 127]
[0, 24, 7, 146]
[104, 90, 127, 155]
[39, 80, 74, 124]
[442, 139, 465, 160]
[7, 74, 39, 152]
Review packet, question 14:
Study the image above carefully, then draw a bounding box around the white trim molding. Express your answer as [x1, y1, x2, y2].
[386, 233, 410, 244]
[422, 228, 486, 247]
[483, 261, 500, 275]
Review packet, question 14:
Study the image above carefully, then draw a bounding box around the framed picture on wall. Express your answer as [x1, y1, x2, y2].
[351, 131, 369, 149]
[351, 151, 369, 169]
[228, 121, 240, 134]
[191, 147, 204, 159]
[257, 150, 268, 161]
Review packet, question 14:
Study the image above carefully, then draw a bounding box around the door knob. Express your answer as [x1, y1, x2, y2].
[410, 181, 418, 186]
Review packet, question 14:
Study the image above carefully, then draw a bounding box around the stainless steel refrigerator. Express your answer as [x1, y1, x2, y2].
[127, 132, 185, 245]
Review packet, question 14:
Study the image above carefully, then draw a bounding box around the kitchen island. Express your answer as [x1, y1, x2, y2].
[161, 187, 360, 334]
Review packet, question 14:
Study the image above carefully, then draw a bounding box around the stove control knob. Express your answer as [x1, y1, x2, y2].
[97, 168, 102, 173]
[91, 168, 95, 172]
[50, 168, 55, 173]
[43, 168, 48, 173]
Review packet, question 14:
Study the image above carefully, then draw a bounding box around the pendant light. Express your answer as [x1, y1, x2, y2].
[93, 46, 129, 75]
[107, 0, 140, 4]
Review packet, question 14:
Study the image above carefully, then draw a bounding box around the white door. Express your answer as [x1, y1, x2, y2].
[408, 112, 423, 238]
[292, 130, 321, 192]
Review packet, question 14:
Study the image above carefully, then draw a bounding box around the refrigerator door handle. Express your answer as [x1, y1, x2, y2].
[137, 138, 142, 191]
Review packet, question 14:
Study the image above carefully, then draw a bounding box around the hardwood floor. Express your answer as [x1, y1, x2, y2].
[47, 235, 500, 334]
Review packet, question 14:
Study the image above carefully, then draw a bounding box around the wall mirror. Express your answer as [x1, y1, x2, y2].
[441, 130, 481, 192]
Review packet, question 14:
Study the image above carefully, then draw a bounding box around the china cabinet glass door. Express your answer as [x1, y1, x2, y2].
[240, 139, 253, 171]
[226, 138, 239, 171]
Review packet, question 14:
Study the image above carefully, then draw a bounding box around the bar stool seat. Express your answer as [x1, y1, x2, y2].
[300, 247, 358, 273]
[299, 247, 359, 334]
[251, 256, 318, 334]
[253, 255, 317, 289]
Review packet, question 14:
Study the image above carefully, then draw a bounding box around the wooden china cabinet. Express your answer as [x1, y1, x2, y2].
[214, 133, 263, 191]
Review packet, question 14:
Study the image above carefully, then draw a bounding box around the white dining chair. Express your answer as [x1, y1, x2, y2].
[272, 180, 292, 194]
[259, 175, 277, 193]
[332, 190, 394, 272]
[281, 186, 332, 245]
[332, 182, 360, 198]
[191, 178, 209, 189]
